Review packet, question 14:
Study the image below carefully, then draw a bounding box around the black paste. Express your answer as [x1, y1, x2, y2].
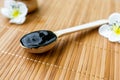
[20, 30, 57, 48]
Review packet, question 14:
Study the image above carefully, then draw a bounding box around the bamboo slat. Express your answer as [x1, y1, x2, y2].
[0, 0, 120, 80]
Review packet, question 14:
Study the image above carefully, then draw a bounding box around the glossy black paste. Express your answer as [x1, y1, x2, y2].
[20, 30, 57, 48]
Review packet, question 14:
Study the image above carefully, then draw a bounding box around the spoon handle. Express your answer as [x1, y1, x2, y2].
[54, 19, 108, 37]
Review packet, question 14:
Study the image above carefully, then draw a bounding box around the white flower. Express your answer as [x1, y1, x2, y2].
[99, 13, 120, 42]
[1, 0, 28, 24]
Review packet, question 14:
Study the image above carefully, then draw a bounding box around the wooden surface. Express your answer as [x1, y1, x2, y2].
[0, 0, 120, 80]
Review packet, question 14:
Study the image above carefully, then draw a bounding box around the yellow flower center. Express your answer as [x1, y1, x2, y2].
[112, 25, 120, 35]
[12, 9, 20, 18]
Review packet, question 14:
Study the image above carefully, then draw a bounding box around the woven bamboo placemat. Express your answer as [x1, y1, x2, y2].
[0, 0, 120, 80]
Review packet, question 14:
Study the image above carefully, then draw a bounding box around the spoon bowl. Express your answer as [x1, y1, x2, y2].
[20, 40, 56, 53]
[20, 30, 57, 53]
[20, 20, 108, 53]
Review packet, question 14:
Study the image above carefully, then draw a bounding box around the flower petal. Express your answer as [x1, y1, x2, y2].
[17, 2, 28, 16]
[118, 40, 120, 43]
[109, 13, 120, 25]
[1, 8, 12, 18]
[10, 16, 26, 24]
[98, 24, 112, 38]
[108, 32, 120, 42]
[4, 0, 16, 8]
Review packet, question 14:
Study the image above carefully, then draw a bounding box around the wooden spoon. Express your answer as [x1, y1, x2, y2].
[20, 19, 108, 53]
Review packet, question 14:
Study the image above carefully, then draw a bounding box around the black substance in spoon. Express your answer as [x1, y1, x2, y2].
[20, 30, 57, 48]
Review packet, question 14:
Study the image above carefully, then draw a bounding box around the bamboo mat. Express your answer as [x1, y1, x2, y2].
[0, 0, 120, 80]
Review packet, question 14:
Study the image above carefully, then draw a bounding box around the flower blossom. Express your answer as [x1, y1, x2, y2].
[1, 0, 28, 24]
[99, 13, 120, 42]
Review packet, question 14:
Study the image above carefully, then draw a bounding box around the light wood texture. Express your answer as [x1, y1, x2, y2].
[0, 0, 120, 80]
